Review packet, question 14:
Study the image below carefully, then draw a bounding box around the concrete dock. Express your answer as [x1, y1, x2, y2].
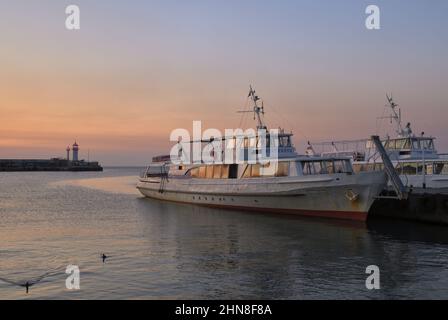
[369, 190, 448, 225]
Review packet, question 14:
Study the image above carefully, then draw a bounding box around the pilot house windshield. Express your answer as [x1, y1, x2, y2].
[302, 159, 352, 175]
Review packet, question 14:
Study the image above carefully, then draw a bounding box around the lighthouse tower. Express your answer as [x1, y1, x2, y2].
[72, 141, 79, 161]
[66, 146, 71, 161]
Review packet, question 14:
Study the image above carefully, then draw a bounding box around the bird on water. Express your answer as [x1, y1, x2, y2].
[0, 268, 62, 294]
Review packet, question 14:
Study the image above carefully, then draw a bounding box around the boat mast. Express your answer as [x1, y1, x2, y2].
[383, 94, 405, 137]
[238, 86, 267, 130]
[386, 94, 403, 136]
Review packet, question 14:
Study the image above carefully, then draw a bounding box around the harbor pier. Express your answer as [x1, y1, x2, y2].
[0, 141, 103, 172]
[369, 190, 448, 225]
[0, 158, 103, 172]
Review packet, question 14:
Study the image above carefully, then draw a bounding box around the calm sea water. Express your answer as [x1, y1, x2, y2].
[1, 167, 448, 299]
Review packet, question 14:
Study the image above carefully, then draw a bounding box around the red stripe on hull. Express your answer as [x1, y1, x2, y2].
[139, 192, 368, 222]
[201, 203, 368, 222]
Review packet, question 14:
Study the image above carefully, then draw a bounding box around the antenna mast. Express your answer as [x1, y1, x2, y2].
[378, 94, 405, 137]
[237, 85, 267, 130]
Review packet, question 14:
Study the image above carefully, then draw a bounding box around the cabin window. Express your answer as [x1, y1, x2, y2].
[302, 162, 313, 175]
[362, 163, 383, 171]
[352, 163, 362, 173]
[213, 165, 222, 178]
[242, 164, 261, 178]
[367, 163, 382, 171]
[401, 163, 417, 175]
[251, 164, 261, 177]
[206, 166, 214, 178]
[333, 160, 353, 173]
[415, 163, 435, 175]
[396, 139, 405, 149]
[302, 161, 330, 175]
[190, 167, 199, 177]
[312, 161, 322, 174]
[190, 165, 231, 179]
[199, 166, 206, 177]
[229, 164, 238, 178]
[344, 160, 353, 173]
[440, 163, 448, 175]
[385, 139, 412, 150]
[416, 164, 424, 174]
[421, 139, 434, 150]
[337, 160, 353, 173]
[334, 160, 344, 173]
[276, 162, 289, 176]
[322, 161, 334, 174]
[242, 162, 289, 178]
[221, 165, 230, 178]
[384, 140, 395, 149]
[412, 139, 420, 150]
[403, 139, 411, 149]
[242, 164, 251, 178]
[430, 162, 448, 175]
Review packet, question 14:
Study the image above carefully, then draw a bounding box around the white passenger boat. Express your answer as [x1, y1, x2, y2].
[311, 95, 448, 194]
[137, 88, 387, 221]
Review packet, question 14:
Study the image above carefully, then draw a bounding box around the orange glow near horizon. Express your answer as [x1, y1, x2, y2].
[1, 1, 448, 165]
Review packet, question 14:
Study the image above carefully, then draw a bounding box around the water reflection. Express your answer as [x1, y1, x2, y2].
[133, 197, 448, 299]
[2, 170, 448, 299]
[368, 217, 448, 245]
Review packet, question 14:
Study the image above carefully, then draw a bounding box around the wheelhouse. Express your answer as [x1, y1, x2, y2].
[383, 137, 434, 151]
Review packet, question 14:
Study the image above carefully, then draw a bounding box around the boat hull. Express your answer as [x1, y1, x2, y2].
[136, 171, 386, 221]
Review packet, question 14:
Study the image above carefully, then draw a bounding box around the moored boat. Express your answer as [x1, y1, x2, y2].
[137, 88, 387, 221]
[310, 95, 448, 194]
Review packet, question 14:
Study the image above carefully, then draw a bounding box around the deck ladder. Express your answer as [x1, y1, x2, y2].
[370, 135, 408, 200]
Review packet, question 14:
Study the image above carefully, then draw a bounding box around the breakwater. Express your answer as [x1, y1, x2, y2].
[0, 159, 103, 172]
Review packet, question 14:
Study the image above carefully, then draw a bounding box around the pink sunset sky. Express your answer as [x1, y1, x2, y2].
[1, 1, 447, 165]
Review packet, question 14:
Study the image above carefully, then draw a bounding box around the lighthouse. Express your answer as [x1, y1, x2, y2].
[66, 146, 71, 161]
[72, 141, 79, 161]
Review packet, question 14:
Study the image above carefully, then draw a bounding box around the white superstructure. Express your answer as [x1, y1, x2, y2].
[311, 95, 448, 193]
[137, 88, 387, 221]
